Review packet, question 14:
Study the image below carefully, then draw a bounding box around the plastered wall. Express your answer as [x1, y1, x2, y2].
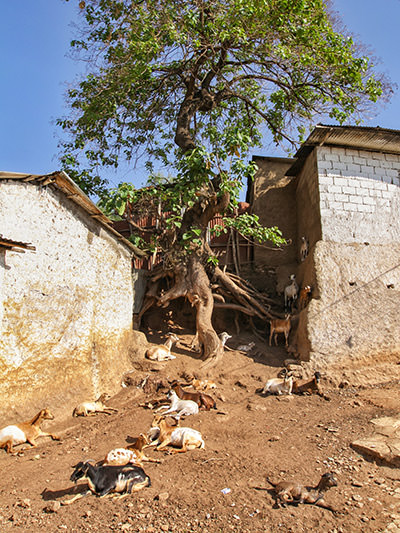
[0, 180, 135, 419]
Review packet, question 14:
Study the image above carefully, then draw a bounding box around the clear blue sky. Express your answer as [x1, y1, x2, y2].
[1, 0, 399, 191]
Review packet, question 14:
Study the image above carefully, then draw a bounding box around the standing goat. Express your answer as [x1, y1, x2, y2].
[145, 333, 180, 361]
[269, 314, 291, 347]
[0, 408, 60, 454]
[284, 275, 299, 312]
[300, 236, 309, 262]
[298, 285, 312, 311]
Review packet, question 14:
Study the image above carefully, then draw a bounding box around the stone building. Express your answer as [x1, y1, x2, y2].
[0, 171, 143, 419]
[250, 125, 400, 381]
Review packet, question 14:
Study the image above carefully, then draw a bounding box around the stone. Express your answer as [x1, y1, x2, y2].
[43, 501, 61, 513]
[351, 415, 400, 467]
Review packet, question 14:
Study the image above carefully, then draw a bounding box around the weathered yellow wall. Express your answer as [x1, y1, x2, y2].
[0, 180, 135, 420]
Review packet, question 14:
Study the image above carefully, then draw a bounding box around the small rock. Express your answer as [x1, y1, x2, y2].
[44, 501, 61, 513]
[160, 525, 169, 532]
[157, 492, 170, 502]
[17, 498, 31, 508]
[352, 495, 363, 502]
[83, 510, 92, 518]
[268, 435, 280, 442]
[375, 478, 386, 485]
[351, 480, 364, 487]
[120, 524, 132, 531]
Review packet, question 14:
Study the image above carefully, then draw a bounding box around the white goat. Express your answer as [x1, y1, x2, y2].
[156, 390, 199, 420]
[262, 370, 293, 396]
[284, 275, 299, 312]
[147, 416, 205, 453]
[145, 333, 180, 361]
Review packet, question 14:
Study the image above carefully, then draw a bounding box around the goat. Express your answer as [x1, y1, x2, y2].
[190, 378, 217, 391]
[145, 332, 180, 361]
[64, 461, 151, 504]
[269, 314, 291, 347]
[0, 408, 60, 454]
[284, 275, 299, 312]
[298, 285, 312, 310]
[266, 472, 338, 513]
[102, 434, 162, 466]
[300, 236, 309, 262]
[170, 382, 216, 411]
[147, 416, 205, 454]
[262, 369, 293, 396]
[237, 341, 256, 353]
[73, 393, 118, 417]
[219, 331, 232, 347]
[156, 390, 199, 420]
[293, 372, 329, 400]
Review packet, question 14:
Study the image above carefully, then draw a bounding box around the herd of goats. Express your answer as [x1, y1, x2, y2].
[0, 238, 340, 514]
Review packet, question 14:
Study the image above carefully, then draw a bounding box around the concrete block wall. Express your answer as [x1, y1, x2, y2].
[317, 146, 400, 243]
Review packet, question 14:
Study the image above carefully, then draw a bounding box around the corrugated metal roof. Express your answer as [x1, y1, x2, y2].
[0, 170, 145, 257]
[287, 124, 400, 176]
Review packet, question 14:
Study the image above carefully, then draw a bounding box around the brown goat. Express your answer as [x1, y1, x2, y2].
[269, 314, 291, 347]
[0, 408, 60, 454]
[266, 472, 338, 513]
[171, 383, 216, 411]
[293, 372, 330, 400]
[148, 416, 205, 454]
[298, 285, 312, 310]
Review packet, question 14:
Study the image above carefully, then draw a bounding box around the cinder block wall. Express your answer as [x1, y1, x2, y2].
[317, 146, 400, 243]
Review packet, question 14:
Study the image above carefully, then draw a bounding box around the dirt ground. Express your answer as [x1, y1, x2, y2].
[0, 331, 399, 533]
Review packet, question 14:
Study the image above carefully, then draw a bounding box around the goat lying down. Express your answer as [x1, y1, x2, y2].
[63, 461, 151, 504]
[262, 370, 293, 396]
[102, 434, 162, 466]
[73, 393, 118, 417]
[266, 472, 338, 513]
[148, 416, 205, 454]
[0, 408, 60, 454]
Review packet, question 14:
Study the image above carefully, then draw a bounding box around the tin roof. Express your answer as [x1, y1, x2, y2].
[0, 170, 145, 257]
[287, 124, 400, 176]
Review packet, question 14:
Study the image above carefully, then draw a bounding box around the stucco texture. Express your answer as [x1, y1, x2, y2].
[0, 180, 134, 419]
[296, 241, 400, 383]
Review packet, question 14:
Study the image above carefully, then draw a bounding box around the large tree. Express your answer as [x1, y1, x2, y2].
[59, 0, 388, 365]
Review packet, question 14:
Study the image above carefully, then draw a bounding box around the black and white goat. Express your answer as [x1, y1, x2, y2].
[63, 461, 150, 504]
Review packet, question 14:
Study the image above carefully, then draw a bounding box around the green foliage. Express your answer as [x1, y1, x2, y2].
[58, 0, 388, 259]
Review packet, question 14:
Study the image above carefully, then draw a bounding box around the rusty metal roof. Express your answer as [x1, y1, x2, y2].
[0, 235, 36, 252]
[0, 170, 145, 257]
[287, 124, 400, 176]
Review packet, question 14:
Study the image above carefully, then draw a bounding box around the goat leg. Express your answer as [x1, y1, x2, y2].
[62, 490, 91, 505]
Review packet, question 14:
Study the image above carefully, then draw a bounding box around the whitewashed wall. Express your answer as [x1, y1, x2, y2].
[0, 180, 134, 418]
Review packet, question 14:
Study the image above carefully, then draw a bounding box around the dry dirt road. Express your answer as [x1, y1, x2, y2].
[0, 333, 399, 532]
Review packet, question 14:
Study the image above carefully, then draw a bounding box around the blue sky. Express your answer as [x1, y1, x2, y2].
[1, 0, 399, 191]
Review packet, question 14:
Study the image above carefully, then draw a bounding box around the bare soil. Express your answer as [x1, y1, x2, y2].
[1, 332, 399, 533]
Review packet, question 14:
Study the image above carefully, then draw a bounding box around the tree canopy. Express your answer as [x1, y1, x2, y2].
[59, 0, 389, 364]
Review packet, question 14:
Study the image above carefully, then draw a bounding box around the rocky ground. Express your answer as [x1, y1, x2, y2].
[0, 332, 399, 533]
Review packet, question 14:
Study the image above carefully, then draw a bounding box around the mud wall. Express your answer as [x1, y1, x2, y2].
[0, 180, 135, 420]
